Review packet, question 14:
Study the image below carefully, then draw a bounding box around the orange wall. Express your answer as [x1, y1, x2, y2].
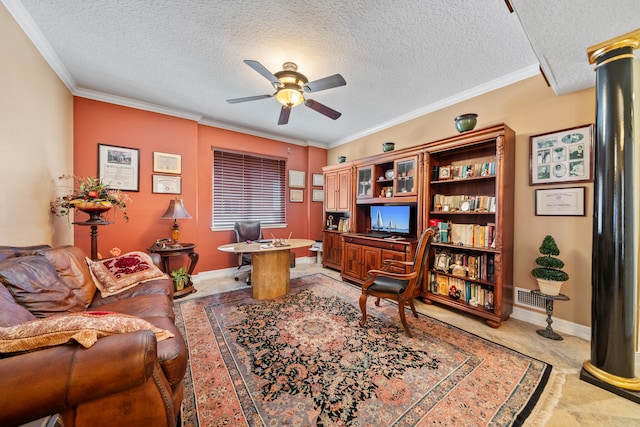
[74, 98, 325, 273]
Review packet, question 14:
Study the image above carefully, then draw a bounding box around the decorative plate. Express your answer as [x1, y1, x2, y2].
[385, 169, 394, 179]
[460, 201, 470, 212]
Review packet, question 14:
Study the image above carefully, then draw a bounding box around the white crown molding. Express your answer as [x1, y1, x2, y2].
[198, 118, 313, 147]
[73, 88, 203, 121]
[329, 64, 541, 148]
[2, 0, 76, 91]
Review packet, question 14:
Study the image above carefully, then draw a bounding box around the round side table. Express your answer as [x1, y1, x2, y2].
[148, 243, 199, 298]
[531, 289, 570, 340]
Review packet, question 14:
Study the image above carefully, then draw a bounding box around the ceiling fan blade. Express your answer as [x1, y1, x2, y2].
[244, 60, 283, 88]
[304, 99, 342, 120]
[304, 74, 346, 92]
[226, 94, 273, 104]
[278, 106, 291, 125]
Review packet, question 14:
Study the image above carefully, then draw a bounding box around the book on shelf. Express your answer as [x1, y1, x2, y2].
[431, 250, 495, 284]
[429, 272, 494, 310]
[432, 194, 496, 213]
[443, 222, 495, 248]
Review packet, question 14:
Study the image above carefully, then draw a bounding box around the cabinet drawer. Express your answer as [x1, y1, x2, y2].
[381, 249, 406, 273]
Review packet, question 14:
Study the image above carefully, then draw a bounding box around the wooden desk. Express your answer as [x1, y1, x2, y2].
[218, 239, 315, 300]
[148, 243, 199, 298]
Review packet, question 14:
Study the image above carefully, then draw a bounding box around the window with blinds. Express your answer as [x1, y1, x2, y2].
[212, 149, 286, 229]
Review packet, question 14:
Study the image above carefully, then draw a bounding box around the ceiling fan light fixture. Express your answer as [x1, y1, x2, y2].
[276, 85, 304, 107]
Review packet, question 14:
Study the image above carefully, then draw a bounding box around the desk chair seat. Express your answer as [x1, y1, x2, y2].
[359, 227, 436, 338]
[233, 221, 262, 284]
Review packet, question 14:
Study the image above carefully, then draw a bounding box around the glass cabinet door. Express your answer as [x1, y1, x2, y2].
[395, 156, 417, 196]
[357, 166, 373, 198]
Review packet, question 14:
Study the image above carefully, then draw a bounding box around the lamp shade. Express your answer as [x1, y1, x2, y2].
[161, 199, 192, 220]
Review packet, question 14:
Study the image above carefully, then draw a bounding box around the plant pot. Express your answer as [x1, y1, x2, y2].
[174, 277, 187, 291]
[74, 201, 112, 223]
[536, 278, 563, 296]
[454, 113, 478, 133]
[382, 142, 395, 152]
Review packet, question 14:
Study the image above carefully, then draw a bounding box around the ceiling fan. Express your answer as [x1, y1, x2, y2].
[226, 60, 346, 125]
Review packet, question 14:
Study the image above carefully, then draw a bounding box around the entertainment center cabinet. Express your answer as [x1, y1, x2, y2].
[322, 124, 515, 328]
[342, 234, 417, 284]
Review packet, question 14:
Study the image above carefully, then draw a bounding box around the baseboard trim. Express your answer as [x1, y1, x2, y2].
[511, 306, 591, 341]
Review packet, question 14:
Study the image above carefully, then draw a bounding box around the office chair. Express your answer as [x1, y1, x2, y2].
[233, 221, 262, 284]
[359, 227, 436, 338]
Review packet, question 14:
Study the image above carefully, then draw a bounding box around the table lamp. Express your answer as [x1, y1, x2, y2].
[160, 198, 192, 244]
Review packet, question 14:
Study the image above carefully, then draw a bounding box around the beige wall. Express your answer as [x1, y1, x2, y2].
[0, 2, 598, 327]
[0, 4, 74, 246]
[329, 75, 596, 326]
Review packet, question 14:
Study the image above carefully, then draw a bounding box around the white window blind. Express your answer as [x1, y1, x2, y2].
[212, 149, 286, 229]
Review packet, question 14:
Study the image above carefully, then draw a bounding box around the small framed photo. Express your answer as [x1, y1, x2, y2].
[98, 144, 140, 191]
[434, 252, 450, 272]
[438, 166, 451, 180]
[288, 170, 305, 188]
[529, 124, 594, 185]
[152, 175, 181, 194]
[290, 189, 304, 202]
[312, 173, 324, 187]
[153, 152, 182, 174]
[312, 189, 324, 202]
[535, 187, 585, 216]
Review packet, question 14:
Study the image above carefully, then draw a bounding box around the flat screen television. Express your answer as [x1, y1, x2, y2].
[370, 205, 411, 235]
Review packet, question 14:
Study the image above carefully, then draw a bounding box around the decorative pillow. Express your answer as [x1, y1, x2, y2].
[0, 256, 86, 318]
[0, 311, 174, 353]
[86, 251, 166, 297]
[39, 246, 96, 307]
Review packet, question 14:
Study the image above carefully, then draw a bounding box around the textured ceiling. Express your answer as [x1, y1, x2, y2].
[3, 0, 638, 147]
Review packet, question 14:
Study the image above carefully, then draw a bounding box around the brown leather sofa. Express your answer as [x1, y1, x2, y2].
[0, 245, 187, 427]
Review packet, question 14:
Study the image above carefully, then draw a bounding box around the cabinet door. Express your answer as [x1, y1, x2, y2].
[394, 156, 418, 196]
[324, 172, 337, 211]
[362, 246, 381, 279]
[337, 169, 351, 211]
[356, 166, 373, 198]
[381, 249, 406, 274]
[333, 234, 343, 265]
[342, 243, 362, 279]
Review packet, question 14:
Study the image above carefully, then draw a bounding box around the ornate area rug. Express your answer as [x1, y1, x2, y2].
[174, 273, 552, 426]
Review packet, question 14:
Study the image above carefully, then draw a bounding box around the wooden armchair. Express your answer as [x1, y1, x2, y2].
[359, 227, 436, 338]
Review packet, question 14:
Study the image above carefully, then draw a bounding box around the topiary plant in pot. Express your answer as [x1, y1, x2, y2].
[531, 235, 569, 296]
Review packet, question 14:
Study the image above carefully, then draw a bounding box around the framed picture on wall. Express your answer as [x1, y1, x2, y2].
[529, 124, 594, 185]
[289, 170, 305, 188]
[535, 186, 586, 216]
[152, 174, 181, 194]
[98, 144, 140, 191]
[312, 189, 324, 202]
[153, 152, 182, 174]
[290, 189, 303, 202]
[312, 173, 324, 187]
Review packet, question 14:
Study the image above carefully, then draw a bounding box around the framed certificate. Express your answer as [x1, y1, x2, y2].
[152, 175, 181, 194]
[535, 187, 585, 216]
[153, 152, 182, 174]
[98, 144, 140, 191]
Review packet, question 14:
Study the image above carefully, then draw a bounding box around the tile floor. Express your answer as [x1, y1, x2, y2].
[181, 262, 640, 426]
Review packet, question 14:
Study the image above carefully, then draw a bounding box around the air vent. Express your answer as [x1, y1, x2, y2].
[515, 287, 546, 311]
